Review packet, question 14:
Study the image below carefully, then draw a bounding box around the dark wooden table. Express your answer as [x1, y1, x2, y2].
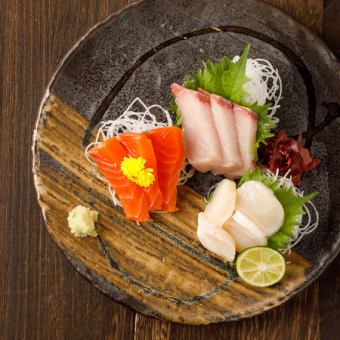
[1, 1, 339, 339]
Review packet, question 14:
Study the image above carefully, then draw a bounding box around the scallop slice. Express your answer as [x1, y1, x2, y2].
[197, 213, 236, 262]
[224, 210, 267, 252]
[237, 180, 284, 236]
[204, 179, 237, 228]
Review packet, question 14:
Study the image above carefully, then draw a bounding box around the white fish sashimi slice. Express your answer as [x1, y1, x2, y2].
[227, 104, 257, 178]
[237, 180, 284, 236]
[224, 210, 267, 252]
[204, 179, 236, 228]
[197, 213, 236, 262]
[204, 91, 243, 175]
[171, 83, 222, 173]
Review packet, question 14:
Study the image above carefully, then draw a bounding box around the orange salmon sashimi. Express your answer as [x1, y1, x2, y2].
[118, 133, 163, 211]
[89, 137, 150, 222]
[145, 127, 184, 212]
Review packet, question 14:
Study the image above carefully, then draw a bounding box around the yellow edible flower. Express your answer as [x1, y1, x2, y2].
[120, 156, 155, 188]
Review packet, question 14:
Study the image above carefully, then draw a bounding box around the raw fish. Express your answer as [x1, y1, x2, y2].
[224, 210, 267, 252]
[237, 180, 284, 236]
[228, 104, 257, 177]
[200, 90, 242, 175]
[204, 179, 236, 227]
[197, 213, 236, 262]
[89, 137, 150, 222]
[172, 83, 222, 173]
[118, 133, 163, 211]
[145, 127, 184, 212]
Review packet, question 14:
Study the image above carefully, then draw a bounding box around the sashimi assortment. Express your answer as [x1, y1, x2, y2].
[82, 43, 320, 287]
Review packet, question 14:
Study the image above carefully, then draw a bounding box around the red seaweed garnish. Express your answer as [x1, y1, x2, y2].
[258, 130, 320, 186]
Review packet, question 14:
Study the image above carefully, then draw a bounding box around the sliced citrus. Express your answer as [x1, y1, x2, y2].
[236, 247, 286, 287]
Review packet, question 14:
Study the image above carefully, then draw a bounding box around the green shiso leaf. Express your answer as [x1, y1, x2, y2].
[267, 232, 291, 250]
[249, 102, 276, 155]
[172, 44, 277, 148]
[238, 168, 319, 250]
[168, 103, 182, 127]
[221, 44, 251, 103]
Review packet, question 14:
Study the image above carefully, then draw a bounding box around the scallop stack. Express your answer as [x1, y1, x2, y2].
[197, 179, 284, 262]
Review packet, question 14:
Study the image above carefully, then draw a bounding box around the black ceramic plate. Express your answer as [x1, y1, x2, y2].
[33, 0, 340, 324]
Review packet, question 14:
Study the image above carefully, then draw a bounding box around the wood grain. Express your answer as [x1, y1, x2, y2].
[1, 0, 339, 338]
[263, 0, 324, 34]
[134, 315, 171, 340]
[323, 0, 340, 57]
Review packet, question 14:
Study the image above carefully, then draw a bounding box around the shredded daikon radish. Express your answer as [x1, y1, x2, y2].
[85, 97, 194, 206]
[108, 184, 121, 207]
[179, 160, 196, 185]
[204, 182, 219, 204]
[233, 56, 282, 121]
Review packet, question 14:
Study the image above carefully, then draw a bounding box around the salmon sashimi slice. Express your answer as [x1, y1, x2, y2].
[199, 89, 243, 176]
[228, 104, 257, 177]
[145, 127, 184, 212]
[89, 137, 150, 222]
[171, 83, 222, 173]
[117, 132, 163, 211]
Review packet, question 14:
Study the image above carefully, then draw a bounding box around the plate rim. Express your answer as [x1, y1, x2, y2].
[31, 0, 340, 324]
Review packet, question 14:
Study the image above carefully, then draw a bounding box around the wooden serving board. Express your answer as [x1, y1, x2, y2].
[33, 95, 310, 324]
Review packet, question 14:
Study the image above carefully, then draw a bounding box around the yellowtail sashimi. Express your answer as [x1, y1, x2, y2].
[171, 83, 222, 173]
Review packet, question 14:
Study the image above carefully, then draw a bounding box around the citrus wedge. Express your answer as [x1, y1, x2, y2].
[236, 247, 286, 287]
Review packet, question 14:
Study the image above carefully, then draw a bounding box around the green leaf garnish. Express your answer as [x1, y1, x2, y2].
[238, 168, 319, 250]
[221, 44, 250, 103]
[168, 102, 182, 127]
[250, 102, 276, 155]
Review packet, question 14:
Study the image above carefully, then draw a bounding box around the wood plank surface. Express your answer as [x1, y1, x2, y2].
[263, 0, 324, 34]
[0, 0, 338, 339]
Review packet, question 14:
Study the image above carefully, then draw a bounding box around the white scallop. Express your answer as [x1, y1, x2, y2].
[224, 210, 267, 252]
[204, 179, 236, 228]
[197, 213, 236, 262]
[237, 180, 284, 236]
